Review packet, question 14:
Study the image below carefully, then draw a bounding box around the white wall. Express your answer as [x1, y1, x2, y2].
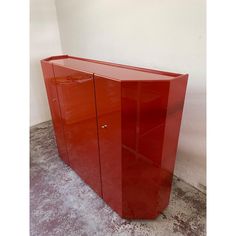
[55, 0, 206, 191]
[30, 0, 62, 126]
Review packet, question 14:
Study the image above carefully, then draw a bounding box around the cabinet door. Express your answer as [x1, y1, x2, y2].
[94, 75, 122, 215]
[53, 65, 102, 196]
[41, 61, 69, 164]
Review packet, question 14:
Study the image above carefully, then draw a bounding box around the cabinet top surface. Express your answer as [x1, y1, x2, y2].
[44, 55, 186, 81]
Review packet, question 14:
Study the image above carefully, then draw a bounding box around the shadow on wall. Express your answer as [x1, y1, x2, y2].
[174, 88, 206, 192]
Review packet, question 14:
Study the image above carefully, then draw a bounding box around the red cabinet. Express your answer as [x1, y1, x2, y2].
[41, 55, 188, 219]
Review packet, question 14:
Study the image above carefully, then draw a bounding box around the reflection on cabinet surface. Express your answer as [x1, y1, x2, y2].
[41, 55, 188, 219]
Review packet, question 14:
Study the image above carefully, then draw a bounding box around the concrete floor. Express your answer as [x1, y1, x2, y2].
[30, 121, 206, 236]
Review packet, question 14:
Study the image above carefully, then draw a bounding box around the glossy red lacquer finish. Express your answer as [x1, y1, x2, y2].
[121, 78, 187, 219]
[41, 55, 188, 219]
[52, 64, 102, 197]
[40, 60, 69, 165]
[94, 76, 122, 215]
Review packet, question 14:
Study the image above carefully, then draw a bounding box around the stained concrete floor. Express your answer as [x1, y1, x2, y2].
[30, 121, 206, 236]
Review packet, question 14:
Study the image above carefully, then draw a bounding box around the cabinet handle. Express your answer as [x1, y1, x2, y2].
[74, 78, 92, 83]
[101, 124, 108, 129]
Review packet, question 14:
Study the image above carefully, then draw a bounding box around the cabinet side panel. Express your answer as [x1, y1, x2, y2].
[94, 75, 122, 215]
[162, 76, 188, 172]
[40, 61, 69, 164]
[53, 65, 102, 197]
[160, 76, 188, 206]
[121, 81, 171, 219]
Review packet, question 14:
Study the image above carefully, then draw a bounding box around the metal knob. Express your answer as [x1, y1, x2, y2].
[101, 124, 108, 129]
